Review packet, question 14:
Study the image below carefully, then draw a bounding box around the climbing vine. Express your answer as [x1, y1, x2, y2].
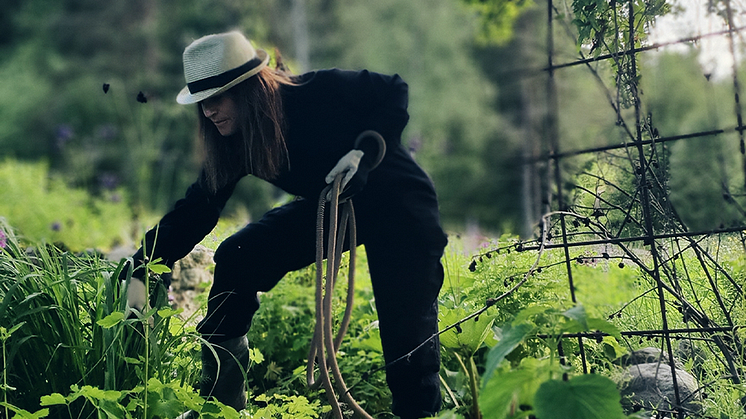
[571, 0, 670, 54]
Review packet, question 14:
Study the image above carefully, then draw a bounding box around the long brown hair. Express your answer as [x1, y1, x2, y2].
[198, 67, 295, 192]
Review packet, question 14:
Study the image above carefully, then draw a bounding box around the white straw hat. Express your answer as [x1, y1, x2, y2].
[176, 31, 269, 104]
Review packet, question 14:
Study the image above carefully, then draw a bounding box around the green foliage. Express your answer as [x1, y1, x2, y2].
[440, 308, 497, 357]
[462, 0, 537, 45]
[246, 269, 317, 391]
[533, 374, 626, 419]
[1, 214, 746, 418]
[245, 249, 393, 416]
[469, 305, 628, 419]
[0, 160, 132, 251]
[0, 219, 202, 417]
[571, 0, 670, 53]
[0, 44, 54, 159]
[249, 393, 324, 419]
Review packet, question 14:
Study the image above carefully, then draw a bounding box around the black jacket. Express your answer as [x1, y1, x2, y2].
[129, 69, 445, 279]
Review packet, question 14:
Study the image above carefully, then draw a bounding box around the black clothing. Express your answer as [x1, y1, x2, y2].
[130, 69, 447, 418]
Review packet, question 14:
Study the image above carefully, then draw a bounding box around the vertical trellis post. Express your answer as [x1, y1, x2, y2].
[545, 0, 589, 375]
[722, 0, 746, 189]
[625, 0, 684, 416]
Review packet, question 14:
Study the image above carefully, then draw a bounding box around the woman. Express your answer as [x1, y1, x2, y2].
[126, 31, 448, 418]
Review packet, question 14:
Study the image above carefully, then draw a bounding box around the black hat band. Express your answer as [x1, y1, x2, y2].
[187, 56, 264, 94]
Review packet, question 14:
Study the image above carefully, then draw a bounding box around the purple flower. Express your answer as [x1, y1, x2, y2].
[55, 124, 75, 150]
[51, 222, 62, 232]
[96, 124, 117, 141]
[0, 230, 6, 249]
[98, 173, 119, 190]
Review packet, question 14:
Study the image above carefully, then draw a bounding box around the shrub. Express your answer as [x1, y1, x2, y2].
[0, 159, 133, 252]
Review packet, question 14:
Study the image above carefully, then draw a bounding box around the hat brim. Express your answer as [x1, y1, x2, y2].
[176, 49, 270, 105]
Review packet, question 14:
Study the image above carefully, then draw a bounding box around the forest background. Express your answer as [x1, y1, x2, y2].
[0, 0, 741, 250]
[3, 0, 746, 418]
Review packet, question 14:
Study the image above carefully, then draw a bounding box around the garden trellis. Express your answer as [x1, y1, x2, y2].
[466, 0, 746, 417]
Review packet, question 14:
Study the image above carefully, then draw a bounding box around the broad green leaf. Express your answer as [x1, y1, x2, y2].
[157, 307, 182, 318]
[601, 336, 626, 361]
[249, 347, 265, 364]
[147, 397, 183, 419]
[514, 305, 553, 324]
[587, 317, 622, 339]
[562, 305, 588, 329]
[101, 390, 122, 402]
[79, 385, 107, 400]
[534, 374, 626, 419]
[439, 308, 496, 356]
[148, 263, 171, 274]
[96, 312, 125, 328]
[39, 393, 67, 406]
[479, 358, 549, 419]
[481, 322, 534, 388]
[98, 399, 128, 418]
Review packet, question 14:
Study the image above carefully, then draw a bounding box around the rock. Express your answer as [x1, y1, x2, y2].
[171, 245, 215, 289]
[620, 361, 701, 417]
[620, 347, 683, 369]
[169, 245, 215, 322]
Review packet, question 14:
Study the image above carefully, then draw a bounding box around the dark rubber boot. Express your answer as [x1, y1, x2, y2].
[178, 335, 250, 417]
[200, 335, 250, 411]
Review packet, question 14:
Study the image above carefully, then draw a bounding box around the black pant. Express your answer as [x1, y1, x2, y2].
[197, 197, 446, 418]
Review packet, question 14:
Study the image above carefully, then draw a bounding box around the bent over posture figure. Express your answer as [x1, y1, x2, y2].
[125, 31, 447, 419]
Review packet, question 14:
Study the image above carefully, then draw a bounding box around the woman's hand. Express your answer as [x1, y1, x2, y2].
[325, 149, 364, 190]
[127, 277, 147, 313]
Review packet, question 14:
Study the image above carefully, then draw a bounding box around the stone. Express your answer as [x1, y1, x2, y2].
[169, 245, 215, 322]
[620, 347, 683, 369]
[171, 245, 215, 290]
[620, 361, 701, 417]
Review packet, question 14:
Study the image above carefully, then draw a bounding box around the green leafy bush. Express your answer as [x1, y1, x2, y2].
[0, 159, 133, 251]
[2, 213, 746, 419]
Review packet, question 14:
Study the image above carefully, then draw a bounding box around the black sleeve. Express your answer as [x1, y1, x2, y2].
[362, 71, 409, 144]
[333, 69, 410, 146]
[127, 173, 239, 280]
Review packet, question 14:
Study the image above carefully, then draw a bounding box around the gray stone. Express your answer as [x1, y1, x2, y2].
[620, 347, 683, 369]
[620, 362, 701, 416]
[171, 245, 215, 289]
[169, 245, 215, 322]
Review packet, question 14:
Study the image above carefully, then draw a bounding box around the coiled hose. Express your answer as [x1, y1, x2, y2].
[307, 131, 385, 419]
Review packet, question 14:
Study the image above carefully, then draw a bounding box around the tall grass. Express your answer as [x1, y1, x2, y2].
[2, 211, 746, 418]
[0, 218, 201, 417]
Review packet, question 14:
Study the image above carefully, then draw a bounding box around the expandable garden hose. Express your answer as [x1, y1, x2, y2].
[306, 131, 385, 419]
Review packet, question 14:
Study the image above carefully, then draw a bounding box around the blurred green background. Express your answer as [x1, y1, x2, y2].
[1, 0, 743, 251]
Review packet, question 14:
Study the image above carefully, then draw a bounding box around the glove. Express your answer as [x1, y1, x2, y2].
[325, 149, 364, 200]
[325, 149, 364, 190]
[127, 277, 147, 313]
[324, 131, 386, 201]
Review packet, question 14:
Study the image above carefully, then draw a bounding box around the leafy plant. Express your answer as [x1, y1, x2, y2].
[570, 0, 670, 54]
[475, 304, 628, 419]
[0, 218, 201, 417]
[0, 160, 132, 251]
